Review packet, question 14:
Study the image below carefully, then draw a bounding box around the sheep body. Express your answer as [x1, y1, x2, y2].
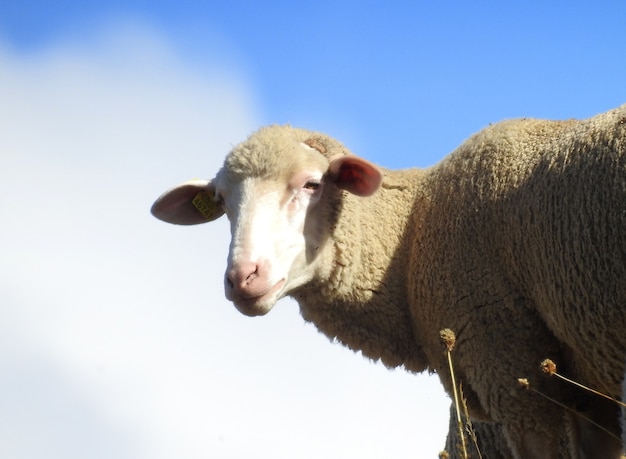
[152, 104, 626, 458]
[408, 105, 626, 457]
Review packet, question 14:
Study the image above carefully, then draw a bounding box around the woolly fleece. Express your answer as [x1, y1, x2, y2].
[155, 104, 626, 457]
[283, 105, 626, 456]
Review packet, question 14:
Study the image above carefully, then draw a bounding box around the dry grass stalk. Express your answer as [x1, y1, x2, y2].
[440, 328, 468, 459]
[518, 372, 622, 443]
[540, 359, 626, 408]
[459, 385, 483, 459]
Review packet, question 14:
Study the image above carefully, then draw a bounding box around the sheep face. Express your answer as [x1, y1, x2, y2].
[215, 150, 328, 316]
[151, 126, 383, 316]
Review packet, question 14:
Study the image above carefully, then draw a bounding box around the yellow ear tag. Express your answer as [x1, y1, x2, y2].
[192, 191, 220, 221]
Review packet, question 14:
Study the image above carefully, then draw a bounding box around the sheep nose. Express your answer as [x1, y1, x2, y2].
[226, 262, 262, 297]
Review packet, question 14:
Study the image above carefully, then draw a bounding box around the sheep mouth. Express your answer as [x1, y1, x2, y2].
[231, 279, 286, 317]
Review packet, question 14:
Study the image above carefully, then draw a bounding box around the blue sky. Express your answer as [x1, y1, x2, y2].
[4, 1, 625, 166]
[1, 2, 625, 459]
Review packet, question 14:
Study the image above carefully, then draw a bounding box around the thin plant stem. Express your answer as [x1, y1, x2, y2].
[518, 378, 622, 443]
[441, 329, 468, 459]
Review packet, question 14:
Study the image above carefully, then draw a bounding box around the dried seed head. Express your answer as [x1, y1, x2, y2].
[518, 378, 530, 390]
[438, 451, 450, 459]
[541, 359, 557, 376]
[440, 328, 457, 352]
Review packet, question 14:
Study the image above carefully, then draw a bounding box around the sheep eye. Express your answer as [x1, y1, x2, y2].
[303, 181, 320, 191]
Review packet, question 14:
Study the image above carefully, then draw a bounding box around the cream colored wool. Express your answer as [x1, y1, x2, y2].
[153, 104, 626, 458]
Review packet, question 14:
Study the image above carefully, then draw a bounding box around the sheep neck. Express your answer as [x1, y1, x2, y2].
[294, 169, 430, 372]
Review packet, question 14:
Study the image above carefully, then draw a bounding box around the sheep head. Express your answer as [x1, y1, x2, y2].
[151, 125, 383, 316]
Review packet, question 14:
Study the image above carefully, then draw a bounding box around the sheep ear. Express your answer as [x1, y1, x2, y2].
[151, 179, 224, 225]
[328, 156, 383, 197]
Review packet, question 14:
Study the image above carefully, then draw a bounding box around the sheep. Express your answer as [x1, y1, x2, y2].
[151, 104, 626, 458]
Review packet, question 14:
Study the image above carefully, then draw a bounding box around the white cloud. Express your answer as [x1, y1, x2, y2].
[0, 20, 450, 459]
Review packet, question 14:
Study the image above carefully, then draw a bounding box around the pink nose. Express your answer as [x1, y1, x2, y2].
[226, 261, 266, 298]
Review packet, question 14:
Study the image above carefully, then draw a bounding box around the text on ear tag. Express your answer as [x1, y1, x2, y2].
[192, 191, 218, 220]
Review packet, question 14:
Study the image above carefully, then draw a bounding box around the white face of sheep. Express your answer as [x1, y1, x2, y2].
[151, 138, 382, 317]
